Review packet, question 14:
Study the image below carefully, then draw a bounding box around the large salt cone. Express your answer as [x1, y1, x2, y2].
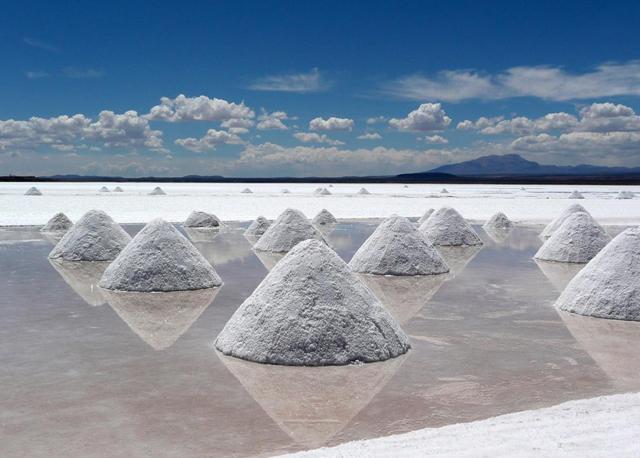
[99, 218, 222, 292]
[419, 207, 483, 246]
[48, 209, 131, 261]
[349, 215, 449, 276]
[253, 208, 326, 253]
[49, 259, 110, 306]
[184, 210, 221, 228]
[554, 227, 640, 320]
[534, 212, 610, 263]
[244, 216, 271, 240]
[216, 239, 410, 366]
[540, 204, 588, 239]
[41, 212, 73, 232]
[103, 288, 219, 350]
[534, 259, 585, 292]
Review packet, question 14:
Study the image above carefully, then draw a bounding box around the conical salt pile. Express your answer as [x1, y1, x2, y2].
[99, 218, 222, 292]
[149, 186, 166, 195]
[312, 209, 337, 227]
[419, 207, 483, 246]
[417, 209, 434, 225]
[350, 216, 449, 276]
[244, 216, 271, 238]
[554, 227, 640, 321]
[216, 239, 410, 365]
[440, 188, 449, 194]
[534, 212, 610, 263]
[99, 186, 110, 192]
[41, 212, 73, 232]
[540, 204, 588, 239]
[357, 188, 370, 195]
[241, 187, 253, 194]
[253, 208, 326, 253]
[281, 188, 291, 194]
[184, 210, 221, 228]
[568, 190, 584, 199]
[483, 212, 513, 232]
[319, 188, 331, 195]
[49, 210, 131, 261]
[25, 186, 42, 196]
[113, 186, 124, 192]
[616, 191, 634, 199]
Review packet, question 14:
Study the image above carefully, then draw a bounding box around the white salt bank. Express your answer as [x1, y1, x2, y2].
[483, 212, 514, 232]
[554, 227, 640, 320]
[417, 209, 434, 226]
[312, 209, 337, 227]
[49, 210, 131, 261]
[41, 212, 73, 232]
[241, 187, 253, 194]
[99, 218, 222, 292]
[215, 239, 410, 365]
[357, 187, 370, 195]
[349, 216, 449, 276]
[617, 190, 634, 199]
[253, 208, 326, 253]
[149, 186, 166, 195]
[568, 190, 585, 199]
[184, 210, 221, 228]
[99, 186, 110, 192]
[244, 216, 271, 238]
[535, 212, 610, 263]
[25, 186, 42, 196]
[113, 186, 124, 192]
[419, 207, 483, 246]
[540, 204, 588, 239]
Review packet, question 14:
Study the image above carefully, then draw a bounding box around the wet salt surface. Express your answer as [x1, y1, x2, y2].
[1, 222, 639, 457]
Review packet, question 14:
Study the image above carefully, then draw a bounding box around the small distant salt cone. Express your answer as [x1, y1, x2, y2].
[312, 209, 337, 227]
[535, 212, 610, 263]
[244, 216, 271, 238]
[440, 188, 449, 194]
[99, 186, 110, 192]
[540, 204, 589, 239]
[49, 259, 110, 306]
[313, 187, 323, 194]
[184, 211, 221, 228]
[318, 188, 331, 195]
[113, 186, 124, 192]
[149, 186, 166, 195]
[241, 187, 253, 194]
[216, 239, 410, 365]
[520, 187, 526, 191]
[253, 208, 326, 253]
[25, 186, 42, 196]
[328, 184, 334, 188]
[417, 209, 434, 226]
[41, 213, 73, 232]
[350, 216, 449, 276]
[281, 188, 291, 194]
[403, 184, 409, 188]
[554, 227, 640, 321]
[419, 207, 483, 246]
[49, 210, 131, 261]
[568, 190, 584, 199]
[616, 191, 634, 199]
[99, 218, 222, 292]
[357, 188, 370, 195]
[484, 212, 513, 232]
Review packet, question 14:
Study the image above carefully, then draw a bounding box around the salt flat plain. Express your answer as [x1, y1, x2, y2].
[1, 182, 640, 226]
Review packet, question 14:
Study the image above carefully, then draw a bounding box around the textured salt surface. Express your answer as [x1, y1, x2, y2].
[419, 207, 483, 246]
[113, 186, 123, 192]
[41, 212, 73, 232]
[25, 186, 42, 196]
[253, 208, 326, 253]
[535, 212, 610, 263]
[349, 216, 449, 276]
[540, 204, 588, 239]
[244, 216, 271, 238]
[357, 188, 370, 195]
[312, 209, 337, 227]
[149, 186, 166, 195]
[99, 186, 110, 192]
[554, 227, 640, 320]
[216, 239, 410, 366]
[417, 209, 434, 225]
[241, 188, 253, 194]
[184, 210, 221, 228]
[569, 190, 585, 199]
[483, 212, 513, 231]
[99, 218, 222, 292]
[48, 209, 131, 261]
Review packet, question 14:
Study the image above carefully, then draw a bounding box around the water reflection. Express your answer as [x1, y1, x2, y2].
[183, 227, 221, 243]
[482, 225, 513, 244]
[49, 259, 110, 306]
[253, 250, 286, 271]
[535, 260, 584, 292]
[185, 228, 253, 267]
[218, 352, 405, 448]
[103, 287, 220, 350]
[436, 245, 482, 277]
[315, 222, 337, 237]
[41, 231, 66, 245]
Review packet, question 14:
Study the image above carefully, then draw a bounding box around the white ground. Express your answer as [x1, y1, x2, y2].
[2, 182, 640, 226]
[282, 392, 640, 458]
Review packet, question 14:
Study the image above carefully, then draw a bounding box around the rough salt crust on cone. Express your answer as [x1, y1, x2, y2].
[216, 239, 410, 366]
[312, 209, 337, 227]
[568, 190, 585, 199]
[41, 212, 73, 232]
[253, 208, 326, 253]
[419, 207, 483, 246]
[534, 212, 610, 263]
[25, 186, 42, 196]
[99, 218, 222, 292]
[417, 209, 434, 226]
[483, 212, 513, 232]
[48, 209, 131, 261]
[554, 227, 640, 321]
[349, 216, 449, 276]
[244, 216, 271, 238]
[540, 204, 588, 239]
[184, 210, 221, 228]
[148, 186, 166, 195]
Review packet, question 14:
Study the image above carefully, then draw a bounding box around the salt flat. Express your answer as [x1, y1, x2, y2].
[1, 182, 640, 226]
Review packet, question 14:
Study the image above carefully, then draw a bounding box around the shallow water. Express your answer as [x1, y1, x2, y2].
[1, 222, 639, 457]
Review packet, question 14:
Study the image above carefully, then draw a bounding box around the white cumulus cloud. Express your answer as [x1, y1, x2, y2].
[175, 129, 243, 153]
[357, 132, 382, 140]
[389, 103, 451, 132]
[147, 94, 254, 122]
[293, 132, 344, 145]
[309, 116, 354, 131]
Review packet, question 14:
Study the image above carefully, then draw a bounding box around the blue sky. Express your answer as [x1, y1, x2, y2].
[1, 0, 640, 177]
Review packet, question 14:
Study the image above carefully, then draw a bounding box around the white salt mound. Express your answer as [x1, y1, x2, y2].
[483, 212, 513, 232]
[349, 216, 449, 276]
[616, 190, 634, 199]
[99, 218, 222, 292]
[569, 190, 585, 199]
[440, 188, 449, 194]
[535, 212, 610, 263]
[319, 188, 331, 195]
[244, 216, 271, 238]
[49, 210, 131, 261]
[100, 186, 110, 192]
[281, 188, 291, 194]
[357, 188, 370, 195]
[41, 212, 73, 232]
[113, 186, 123, 192]
[241, 188, 253, 194]
[417, 209, 434, 226]
[184, 210, 221, 228]
[253, 208, 326, 253]
[25, 186, 42, 196]
[149, 186, 166, 195]
[554, 227, 640, 321]
[312, 209, 337, 227]
[419, 207, 483, 246]
[215, 239, 410, 365]
[540, 204, 588, 239]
